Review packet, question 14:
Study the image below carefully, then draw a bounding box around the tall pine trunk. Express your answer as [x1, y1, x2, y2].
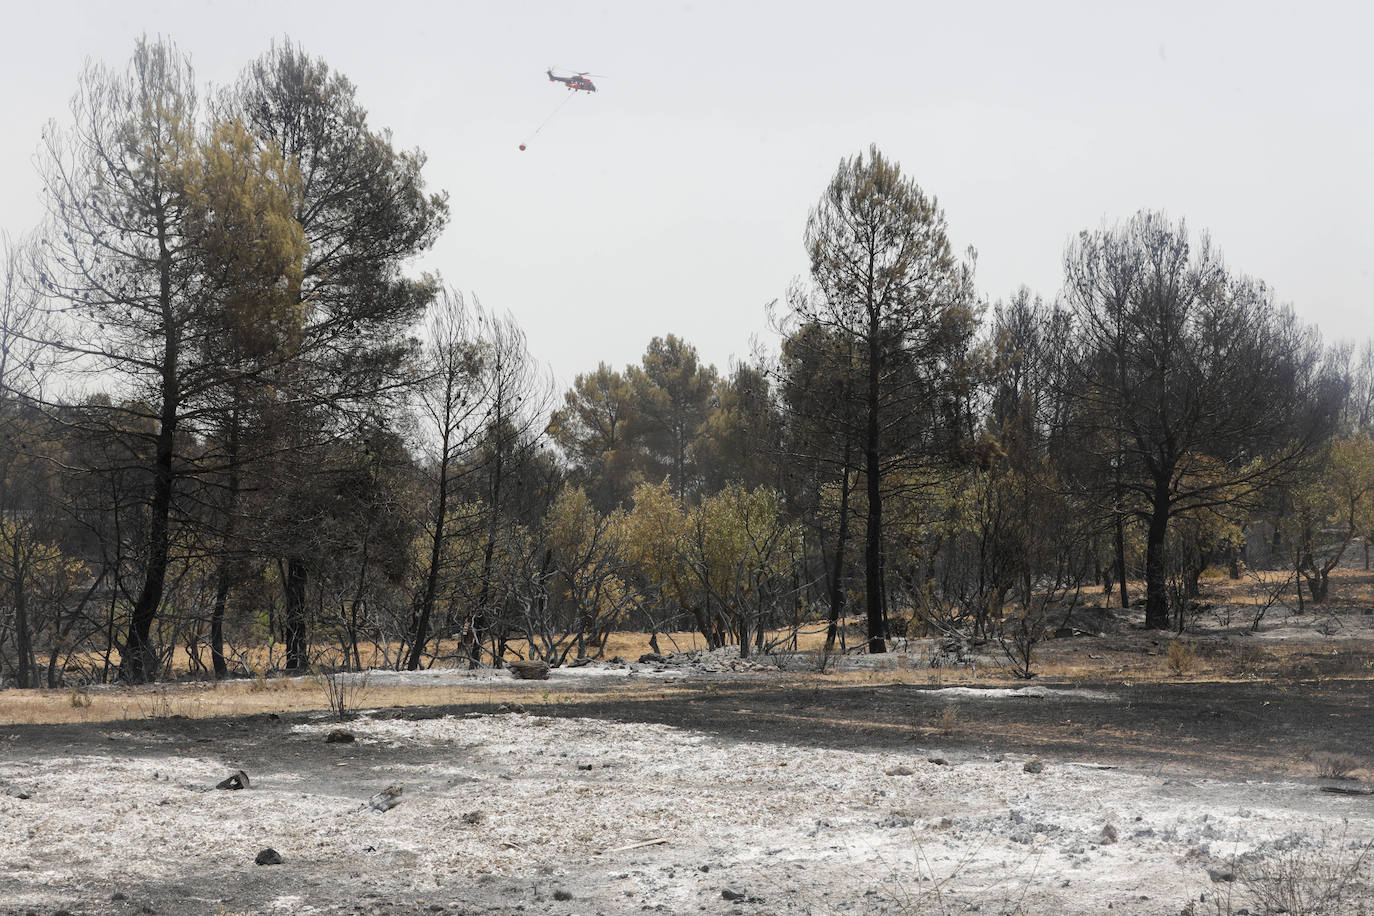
[864, 309, 886, 654]
[122, 387, 177, 682]
[824, 464, 852, 653]
[1143, 477, 1171, 629]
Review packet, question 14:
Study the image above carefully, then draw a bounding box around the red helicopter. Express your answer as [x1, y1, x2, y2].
[547, 67, 597, 93]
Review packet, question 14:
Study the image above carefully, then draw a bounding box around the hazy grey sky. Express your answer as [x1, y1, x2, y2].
[3, 0, 1370, 386]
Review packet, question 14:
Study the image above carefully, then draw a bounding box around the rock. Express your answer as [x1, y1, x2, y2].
[638, 653, 667, 664]
[215, 770, 250, 790]
[1023, 758, 1045, 774]
[927, 757, 949, 766]
[110, 893, 129, 902]
[884, 766, 915, 776]
[1207, 867, 1236, 883]
[325, 729, 355, 744]
[722, 888, 746, 901]
[359, 785, 404, 814]
[577, 762, 594, 771]
[255, 848, 283, 866]
[460, 810, 487, 825]
[1097, 824, 1118, 845]
[553, 889, 573, 901]
[508, 660, 550, 680]
[496, 702, 527, 714]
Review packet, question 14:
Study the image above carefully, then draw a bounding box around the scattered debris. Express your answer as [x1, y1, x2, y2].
[215, 770, 250, 790]
[722, 888, 746, 901]
[1024, 757, 1045, 774]
[460, 810, 487, 825]
[325, 729, 356, 744]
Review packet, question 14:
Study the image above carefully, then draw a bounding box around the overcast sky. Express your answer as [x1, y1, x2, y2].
[3, 0, 1370, 387]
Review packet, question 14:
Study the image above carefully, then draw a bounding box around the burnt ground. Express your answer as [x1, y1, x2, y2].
[4, 662, 1374, 914]
[4, 596, 1374, 915]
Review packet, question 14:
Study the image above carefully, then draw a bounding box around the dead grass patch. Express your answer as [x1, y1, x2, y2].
[1315, 752, 1362, 780]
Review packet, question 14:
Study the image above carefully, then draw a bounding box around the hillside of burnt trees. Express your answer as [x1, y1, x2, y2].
[2, 40, 1372, 686]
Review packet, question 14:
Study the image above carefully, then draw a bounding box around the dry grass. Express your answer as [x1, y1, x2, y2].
[1168, 640, 1199, 676]
[1314, 752, 1362, 780]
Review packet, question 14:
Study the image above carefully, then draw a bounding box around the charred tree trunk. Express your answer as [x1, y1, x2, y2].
[283, 557, 309, 670]
[11, 547, 32, 689]
[1143, 481, 1171, 630]
[1114, 512, 1130, 610]
[121, 392, 177, 683]
[120, 218, 179, 685]
[824, 464, 852, 653]
[863, 309, 886, 654]
[210, 417, 241, 680]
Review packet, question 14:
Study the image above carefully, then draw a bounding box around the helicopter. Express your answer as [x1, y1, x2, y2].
[547, 67, 597, 93]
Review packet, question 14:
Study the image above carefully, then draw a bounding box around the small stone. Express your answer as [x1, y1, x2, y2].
[1023, 758, 1045, 774]
[553, 889, 573, 901]
[884, 766, 915, 776]
[722, 888, 746, 901]
[927, 757, 949, 766]
[638, 653, 666, 664]
[110, 893, 128, 902]
[577, 762, 594, 771]
[460, 810, 487, 825]
[215, 770, 250, 790]
[325, 729, 355, 744]
[1097, 824, 1118, 845]
[1208, 867, 1236, 883]
[255, 847, 283, 866]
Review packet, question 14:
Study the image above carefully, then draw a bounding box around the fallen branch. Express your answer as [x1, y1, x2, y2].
[597, 838, 669, 855]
